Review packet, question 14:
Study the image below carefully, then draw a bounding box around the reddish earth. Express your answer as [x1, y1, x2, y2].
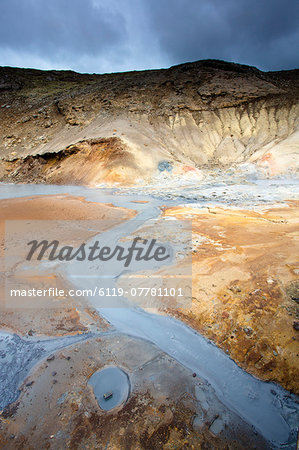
[0, 194, 135, 336]
[162, 202, 299, 393]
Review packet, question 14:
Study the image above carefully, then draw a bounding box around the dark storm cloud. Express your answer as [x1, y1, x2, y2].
[0, 0, 125, 58]
[145, 0, 299, 70]
[0, 0, 298, 72]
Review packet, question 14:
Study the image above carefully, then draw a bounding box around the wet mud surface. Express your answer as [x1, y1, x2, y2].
[0, 333, 270, 449]
[0, 180, 298, 449]
[0, 331, 94, 411]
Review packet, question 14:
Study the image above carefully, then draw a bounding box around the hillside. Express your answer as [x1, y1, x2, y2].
[0, 60, 298, 185]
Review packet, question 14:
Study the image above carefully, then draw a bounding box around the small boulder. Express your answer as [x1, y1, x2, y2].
[243, 327, 253, 336]
[293, 321, 299, 331]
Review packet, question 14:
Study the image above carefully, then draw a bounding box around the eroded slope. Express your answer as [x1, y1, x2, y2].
[0, 60, 298, 184]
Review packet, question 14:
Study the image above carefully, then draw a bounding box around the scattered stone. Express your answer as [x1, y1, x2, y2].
[47, 355, 55, 361]
[158, 161, 173, 172]
[20, 116, 31, 123]
[249, 289, 261, 296]
[192, 372, 197, 378]
[229, 285, 241, 293]
[1, 402, 19, 418]
[103, 391, 113, 400]
[26, 381, 34, 387]
[209, 414, 223, 436]
[293, 321, 299, 331]
[243, 327, 253, 336]
[57, 392, 68, 405]
[53, 379, 58, 384]
[52, 371, 57, 376]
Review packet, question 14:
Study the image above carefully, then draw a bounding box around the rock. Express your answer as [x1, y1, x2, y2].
[158, 161, 173, 172]
[243, 327, 253, 336]
[192, 372, 197, 377]
[1, 402, 19, 418]
[229, 285, 241, 293]
[209, 414, 223, 436]
[57, 392, 68, 405]
[293, 321, 299, 331]
[0, 78, 21, 91]
[20, 116, 31, 123]
[250, 289, 261, 296]
[47, 355, 55, 361]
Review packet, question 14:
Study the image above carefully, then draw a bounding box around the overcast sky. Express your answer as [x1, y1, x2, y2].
[0, 0, 298, 74]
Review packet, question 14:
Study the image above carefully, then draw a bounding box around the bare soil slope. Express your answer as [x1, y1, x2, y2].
[0, 60, 298, 184]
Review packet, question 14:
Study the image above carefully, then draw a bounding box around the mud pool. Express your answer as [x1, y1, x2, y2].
[88, 366, 130, 411]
